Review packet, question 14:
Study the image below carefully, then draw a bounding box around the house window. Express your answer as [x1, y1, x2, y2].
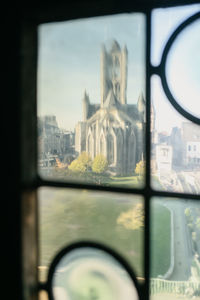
[19, 2, 200, 300]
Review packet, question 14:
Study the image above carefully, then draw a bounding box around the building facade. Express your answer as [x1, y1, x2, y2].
[38, 115, 75, 165]
[75, 40, 145, 175]
[182, 122, 200, 166]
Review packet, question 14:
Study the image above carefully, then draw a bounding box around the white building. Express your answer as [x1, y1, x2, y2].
[182, 122, 200, 167]
[186, 141, 200, 164]
[156, 144, 173, 179]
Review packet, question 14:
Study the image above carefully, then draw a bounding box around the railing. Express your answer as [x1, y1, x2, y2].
[150, 278, 200, 296]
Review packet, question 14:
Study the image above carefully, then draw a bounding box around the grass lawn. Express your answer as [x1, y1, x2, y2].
[108, 175, 144, 188]
[39, 188, 144, 281]
[52, 168, 144, 188]
[151, 201, 171, 277]
[38, 184, 171, 282]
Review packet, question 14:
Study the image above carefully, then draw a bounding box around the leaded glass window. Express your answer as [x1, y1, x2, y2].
[20, 2, 200, 300]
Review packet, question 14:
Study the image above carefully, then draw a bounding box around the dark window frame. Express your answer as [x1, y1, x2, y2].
[11, 1, 200, 300]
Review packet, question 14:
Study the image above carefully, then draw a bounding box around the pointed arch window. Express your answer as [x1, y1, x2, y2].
[88, 134, 93, 157]
[128, 130, 136, 167]
[100, 134, 105, 155]
[107, 134, 114, 164]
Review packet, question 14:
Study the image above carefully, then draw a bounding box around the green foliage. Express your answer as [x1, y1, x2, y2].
[187, 223, 193, 231]
[68, 159, 86, 172]
[196, 217, 200, 229]
[184, 207, 191, 217]
[192, 231, 196, 240]
[135, 160, 145, 176]
[92, 154, 108, 174]
[68, 152, 92, 172]
[78, 152, 92, 169]
[151, 202, 171, 277]
[117, 203, 144, 230]
[39, 189, 144, 277]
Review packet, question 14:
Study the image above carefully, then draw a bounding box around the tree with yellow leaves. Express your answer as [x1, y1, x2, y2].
[117, 203, 144, 230]
[92, 154, 108, 174]
[68, 152, 92, 173]
[135, 160, 145, 177]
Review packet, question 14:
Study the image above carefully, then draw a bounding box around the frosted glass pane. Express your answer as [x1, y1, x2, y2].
[166, 18, 200, 119]
[51, 247, 139, 300]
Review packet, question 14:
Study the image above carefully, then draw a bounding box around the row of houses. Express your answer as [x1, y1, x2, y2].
[38, 115, 200, 179]
[38, 115, 75, 167]
[154, 122, 200, 178]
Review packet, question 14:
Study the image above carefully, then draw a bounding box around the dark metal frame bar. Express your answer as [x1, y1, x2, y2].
[25, 3, 200, 300]
[157, 11, 200, 125]
[35, 177, 200, 200]
[44, 241, 142, 300]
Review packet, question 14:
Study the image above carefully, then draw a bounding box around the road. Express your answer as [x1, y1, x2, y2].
[166, 200, 193, 281]
[159, 170, 200, 281]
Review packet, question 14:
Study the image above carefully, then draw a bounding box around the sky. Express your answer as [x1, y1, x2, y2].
[37, 4, 200, 133]
[151, 4, 200, 133]
[37, 13, 145, 130]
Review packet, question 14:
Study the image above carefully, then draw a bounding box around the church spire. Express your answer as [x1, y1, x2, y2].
[82, 90, 90, 121]
[137, 92, 145, 113]
[100, 40, 128, 107]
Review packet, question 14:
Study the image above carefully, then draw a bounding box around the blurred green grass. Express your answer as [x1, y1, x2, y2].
[39, 188, 144, 280]
[38, 188, 171, 282]
[151, 202, 171, 277]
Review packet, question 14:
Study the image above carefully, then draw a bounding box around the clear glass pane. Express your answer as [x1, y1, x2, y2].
[38, 187, 144, 283]
[151, 197, 200, 300]
[166, 18, 200, 118]
[37, 14, 146, 188]
[151, 4, 200, 66]
[151, 75, 200, 194]
[51, 247, 139, 300]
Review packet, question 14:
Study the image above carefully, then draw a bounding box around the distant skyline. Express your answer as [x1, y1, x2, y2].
[37, 4, 200, 133]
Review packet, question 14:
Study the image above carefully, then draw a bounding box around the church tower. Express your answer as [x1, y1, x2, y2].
[82, 90, 90, 121]
[100, 40, 128, 107]
[75, 40, 145, 175]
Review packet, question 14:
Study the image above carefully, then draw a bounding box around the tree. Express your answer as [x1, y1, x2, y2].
[92, 154, 108, 174]
[68, 152, 92, 173]
[184, 207, 191, 217]
[78, 152, 92, 170]
[135, 160, 145, 177]
[196, 217, 200, 229]
[117, 203, 144, 230]
[68, 159, 86, 172]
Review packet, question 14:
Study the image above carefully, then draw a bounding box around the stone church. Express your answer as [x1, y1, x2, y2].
[75, 40, 145, 175]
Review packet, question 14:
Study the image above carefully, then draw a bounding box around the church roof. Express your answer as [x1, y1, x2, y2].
[104, 89, 120, 108]
[86, 101, 142, 126]
[87, 104, 100, 119]
[124, 104, 140, 120]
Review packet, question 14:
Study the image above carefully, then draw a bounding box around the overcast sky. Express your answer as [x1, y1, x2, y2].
[37, 4, 200, 133]
[151, 4, 200, 133]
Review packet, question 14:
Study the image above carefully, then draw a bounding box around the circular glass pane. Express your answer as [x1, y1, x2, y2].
[50, 247, 139, 300]
[166, 18, 200, 118]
